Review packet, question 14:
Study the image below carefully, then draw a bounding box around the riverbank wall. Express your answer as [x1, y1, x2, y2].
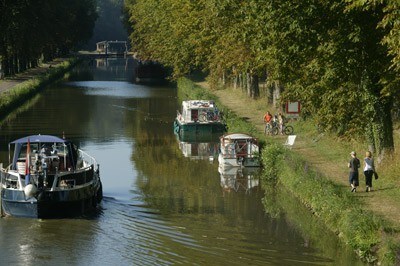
[178, 77, 400, 265]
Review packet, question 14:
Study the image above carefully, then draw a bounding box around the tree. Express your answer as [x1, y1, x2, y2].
[125, 0, 398, 159]
[127, 0, 267, 98]
[263, 0, 395, 160]
[0, 0, 97, 76]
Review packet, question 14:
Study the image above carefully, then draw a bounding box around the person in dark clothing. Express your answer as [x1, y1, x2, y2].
[363, 151, 375, 192]
[348, 151, 360, 192]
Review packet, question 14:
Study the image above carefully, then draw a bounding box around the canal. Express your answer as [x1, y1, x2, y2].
[0, 58, 362, 265]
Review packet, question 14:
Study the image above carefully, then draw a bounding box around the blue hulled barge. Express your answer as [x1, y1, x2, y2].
[0, 135, 102, 218]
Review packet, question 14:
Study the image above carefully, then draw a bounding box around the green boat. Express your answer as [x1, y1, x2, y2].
[174, 100, 227, 135]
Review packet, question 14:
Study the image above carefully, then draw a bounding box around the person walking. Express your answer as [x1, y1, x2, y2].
[348, 151, 360, 192]
[363, 151, 375, 192]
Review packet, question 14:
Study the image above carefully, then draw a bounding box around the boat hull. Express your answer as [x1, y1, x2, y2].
[1, 182, 102, 218]
[0, 134, 103, 218]
[218, 154, 260, 168]
[174, 119, 226, 135]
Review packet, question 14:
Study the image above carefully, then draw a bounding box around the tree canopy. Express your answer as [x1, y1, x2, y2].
[0, 0, 97, 76]
[125, 0, 400, 159]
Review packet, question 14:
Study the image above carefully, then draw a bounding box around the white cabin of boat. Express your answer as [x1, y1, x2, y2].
[177, 100, 222, 124]
[218, 133, 261, 167]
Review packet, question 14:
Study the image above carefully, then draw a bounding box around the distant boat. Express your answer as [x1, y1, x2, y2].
[0, 135, 102, 218]
[174, 100, 227, 135]
[218, 133, 261, 168]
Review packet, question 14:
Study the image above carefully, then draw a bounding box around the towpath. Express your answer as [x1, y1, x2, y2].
[197, 82, 400, 228]
[1, 65, 399, 228]
[0, 58, 66, 95]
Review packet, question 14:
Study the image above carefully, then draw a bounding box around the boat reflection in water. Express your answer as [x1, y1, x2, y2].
[178, 141, 219, 161]
[175, 131, 219, 161]
[218, 165, 261, 193]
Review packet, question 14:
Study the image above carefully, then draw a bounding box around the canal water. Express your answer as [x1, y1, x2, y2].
[0, 58, 363, 265]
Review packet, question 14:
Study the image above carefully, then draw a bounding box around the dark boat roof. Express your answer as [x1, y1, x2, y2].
[11, 135, 67, 144]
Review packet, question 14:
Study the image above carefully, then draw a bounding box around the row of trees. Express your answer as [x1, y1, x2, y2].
[0, 0, 97, 76]
[125, 0, 400, 160]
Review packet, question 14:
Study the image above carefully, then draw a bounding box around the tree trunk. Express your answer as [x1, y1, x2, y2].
[246, 72, 251, 96]
[365, 123, 375, 154]
[272, 81, 281, 108]
[241, 72, 246, 92]
[372, 97, 394, 163]
[238, 73, 243, 90]
[233, 74, 238, 90]
[14, 54, 19, 74]
[248, 74, 259, 99]
[1, 57, 8, 77]
[8, 56, 14, 75]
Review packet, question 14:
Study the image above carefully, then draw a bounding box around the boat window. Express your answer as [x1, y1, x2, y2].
[18, 143, 39, 159]
[52, 143, 69, 156]
[191, 110, 198, 121]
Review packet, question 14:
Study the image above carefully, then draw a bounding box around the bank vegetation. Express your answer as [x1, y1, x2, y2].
[178, 77, 400, 264]
[124, 1, 400, 263]
[0, 59, 77, 121]
[125, 0, 400, 163]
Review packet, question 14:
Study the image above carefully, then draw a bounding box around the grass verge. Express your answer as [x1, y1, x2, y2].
[261, 144, 399, 263]
[179, 77, 400, 264]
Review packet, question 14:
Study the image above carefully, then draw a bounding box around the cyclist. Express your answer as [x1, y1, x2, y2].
[263, 111, 273, 134]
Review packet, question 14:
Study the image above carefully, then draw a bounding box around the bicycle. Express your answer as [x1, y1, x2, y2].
[282, 124, 294, 135]
[264, 122, 294, 135]
[264, 122, 279, 135]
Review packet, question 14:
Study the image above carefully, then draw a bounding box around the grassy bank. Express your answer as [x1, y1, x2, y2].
[261, 144, 398, 264]
[178, 77, 400, 264]
[0, 58, 78, 120]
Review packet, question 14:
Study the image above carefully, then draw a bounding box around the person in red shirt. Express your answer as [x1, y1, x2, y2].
[263, 111, 273, 134]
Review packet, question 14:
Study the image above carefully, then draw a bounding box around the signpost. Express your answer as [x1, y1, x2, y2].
[286, 101, 301, 119]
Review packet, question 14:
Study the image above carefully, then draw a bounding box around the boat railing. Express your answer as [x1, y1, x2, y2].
[0, 167, 23, 189]
[78, 149, 99, 172]
[50, 165, 95, 191]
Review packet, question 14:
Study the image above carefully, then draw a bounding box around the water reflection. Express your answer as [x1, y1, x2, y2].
[0, 217, 100, 265]
[218, 165, 260, 193]
[175, 132, 219, 161]
[0, 58, 364, 265]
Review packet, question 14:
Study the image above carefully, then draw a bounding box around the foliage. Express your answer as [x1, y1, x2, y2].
[262, 0, 395, 157]
[260, 148, 392, 263]
[260, 143, 285, 181]
[125, 0, 400, 158]
[0, 0, 97, 75]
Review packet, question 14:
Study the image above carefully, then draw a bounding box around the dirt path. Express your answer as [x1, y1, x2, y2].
[198, 82, 400, 228]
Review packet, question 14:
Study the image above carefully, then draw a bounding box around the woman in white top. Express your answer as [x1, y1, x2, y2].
[363, 151, 375, 192]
